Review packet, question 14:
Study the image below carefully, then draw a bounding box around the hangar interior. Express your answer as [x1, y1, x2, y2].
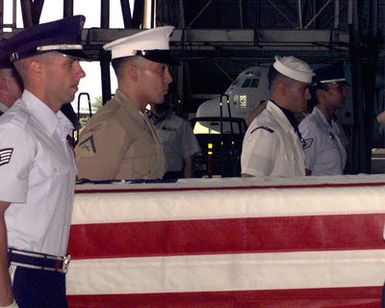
[1, 0, 384, 175]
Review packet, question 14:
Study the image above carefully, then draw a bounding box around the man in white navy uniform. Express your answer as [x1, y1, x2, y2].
[76, 27, 176, 181]
[147, 102, 201, 179]
[241, 55, 314, 177]
[0, 47, 22, 117]
[0, 16, 86, 307]
[299, 62, 348, 175]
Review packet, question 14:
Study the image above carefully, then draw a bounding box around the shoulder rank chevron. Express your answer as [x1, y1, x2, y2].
[0, 148, 14, 166]
[250, 126, 275, 135]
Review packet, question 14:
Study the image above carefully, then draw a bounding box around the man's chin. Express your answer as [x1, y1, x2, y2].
[154, 99, 165, 105]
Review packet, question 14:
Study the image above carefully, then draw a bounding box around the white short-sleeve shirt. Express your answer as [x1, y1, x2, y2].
[0, 102, 8, 114]
[0, 90, 76, 256]
[148, 111, 201, 172]
[299, 106, 347, 175]
[241, 101, 305, 177]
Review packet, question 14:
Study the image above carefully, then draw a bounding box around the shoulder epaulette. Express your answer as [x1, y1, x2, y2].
[250, 126, 274, 135]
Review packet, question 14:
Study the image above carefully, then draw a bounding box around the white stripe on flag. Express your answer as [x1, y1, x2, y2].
[66, 249, 385, 295]
[73, 186, 385, 225]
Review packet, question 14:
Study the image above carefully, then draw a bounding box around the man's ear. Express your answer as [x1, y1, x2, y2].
[0, 77, 7, 91]
[126, 62, 139, 81]
[277, 81, 286, 96]
[29, 59, 44, 78]
[316, 88, 327, 101]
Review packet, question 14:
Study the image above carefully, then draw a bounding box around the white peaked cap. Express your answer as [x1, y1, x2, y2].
[273, 55, 315, 83]
[103, 26, 174, 60]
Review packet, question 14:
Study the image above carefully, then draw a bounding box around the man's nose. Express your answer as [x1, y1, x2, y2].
[75, 61, 86, 78]
[164, 67, 173, 84]
[305, 88, 311, 100]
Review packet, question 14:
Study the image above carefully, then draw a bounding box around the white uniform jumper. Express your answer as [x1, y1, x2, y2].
[299, 106, 346, 175]
[241, 100, 305, 177]
[0, 90, 76, 256]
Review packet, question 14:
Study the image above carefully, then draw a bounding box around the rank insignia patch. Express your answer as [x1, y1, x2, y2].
[0, 148, 13, 166]
[77, 135, 96, 157]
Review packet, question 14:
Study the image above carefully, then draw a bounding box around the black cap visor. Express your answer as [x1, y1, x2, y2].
[314, 79, 349, 90]
[60, 49, 89, 61]
[10, 48, 88, 62]
[135, 50, 179, 66]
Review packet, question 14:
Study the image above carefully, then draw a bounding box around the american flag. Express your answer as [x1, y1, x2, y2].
[0, 148, 13, 166]
[67, 175, 385, 307]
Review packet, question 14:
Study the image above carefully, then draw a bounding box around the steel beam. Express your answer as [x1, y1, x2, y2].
[188, 0, 213, 28]
[0, 0, 3, 38]
[304, 0, 333, 29]
[20, 0, 33, 27]
[63, 0, 74, 17]
[31, 0, 44, 24]
[100, 0, 109, 28]
[132, 0, 144, 28]
[298, 0, 303, 29]
[120, 0, 132, 28]
[265, 0, 298, 28]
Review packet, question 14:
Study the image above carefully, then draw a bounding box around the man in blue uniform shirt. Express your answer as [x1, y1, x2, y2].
[0, 47, 22, 116]
[299, 62, 348, 176]
[147, 102, 201, 179]
[0, 16, 86, 307]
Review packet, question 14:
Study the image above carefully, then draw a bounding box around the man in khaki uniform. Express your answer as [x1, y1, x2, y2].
[75, 27, 176, 180]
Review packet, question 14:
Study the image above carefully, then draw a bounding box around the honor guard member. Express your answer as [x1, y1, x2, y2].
[75, 27, 176, 181]
[147, 102, 201, 179]
[0, 16, 86, 307]
[0, 47, 22, 116]
[299, 62, 348, 175]
[241, 55, 314, 177]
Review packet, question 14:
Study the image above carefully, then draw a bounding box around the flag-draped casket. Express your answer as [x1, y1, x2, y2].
[66, 175, 385, 307]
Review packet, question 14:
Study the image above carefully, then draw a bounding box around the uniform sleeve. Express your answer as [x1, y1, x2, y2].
[0, 125, 34, 202]
[241, 127, 278, 176]
[75, 119, 128, 181]
[299, 120, 318, 172]
[180, 120, 201, 159]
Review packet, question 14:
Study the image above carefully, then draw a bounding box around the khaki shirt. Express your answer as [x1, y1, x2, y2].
[75, 90, 166, 180]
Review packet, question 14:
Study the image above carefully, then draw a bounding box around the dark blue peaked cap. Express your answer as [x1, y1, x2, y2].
[0, 41, 13, 69]
[312, 62, 347, 87]
[7, 15, 87, 62]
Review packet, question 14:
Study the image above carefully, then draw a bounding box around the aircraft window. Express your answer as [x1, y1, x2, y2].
[242, 78, 252, 88]
[193, 120, 242, 135]
[241, 78, 259, 88]
[250, 78, 259, 88]
[193, 121, 221, 134]
[233, 76, 243, 87]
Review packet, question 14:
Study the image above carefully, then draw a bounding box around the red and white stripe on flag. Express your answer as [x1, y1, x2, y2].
[67, 175, 385, 307]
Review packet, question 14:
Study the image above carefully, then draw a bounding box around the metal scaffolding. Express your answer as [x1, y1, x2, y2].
[3, 0, 385, 174]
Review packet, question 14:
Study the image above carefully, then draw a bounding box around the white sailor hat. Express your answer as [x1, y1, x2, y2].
[103, 26, 177, 65]
[273, 55, 314, 83]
